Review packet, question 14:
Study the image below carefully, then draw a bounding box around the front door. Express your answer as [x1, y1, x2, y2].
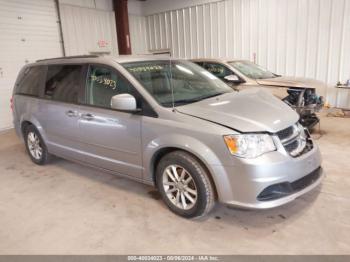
[78, 64, 142, 179]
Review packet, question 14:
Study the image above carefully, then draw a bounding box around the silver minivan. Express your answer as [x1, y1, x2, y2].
[12, 56, 323, 218]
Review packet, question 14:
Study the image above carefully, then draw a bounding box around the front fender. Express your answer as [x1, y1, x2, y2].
[142, 133, 232, 200]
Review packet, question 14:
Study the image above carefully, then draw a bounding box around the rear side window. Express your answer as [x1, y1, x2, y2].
[45, 65, 82, 103]
[16, 66, 45, 97]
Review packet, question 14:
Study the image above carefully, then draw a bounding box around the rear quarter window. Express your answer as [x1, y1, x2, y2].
[15, 66, 46, 97]
[45, 65, 83, 103]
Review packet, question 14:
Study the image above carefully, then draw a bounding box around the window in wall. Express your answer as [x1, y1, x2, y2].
[45, 65, 82, 103]
[85, 65, 136, 109]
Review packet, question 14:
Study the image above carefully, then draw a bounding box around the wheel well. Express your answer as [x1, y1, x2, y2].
[21, 121, 32, 136]
[151, 147, 218, 199]
[151, 147, 178, 185]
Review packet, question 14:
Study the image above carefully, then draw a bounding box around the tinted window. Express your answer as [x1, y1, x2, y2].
[194, 62, 204, 67]
[16, 66, 45, 97]
[202, 63, 232, 79]
[86, 65, 136, 109]
[45, 65, 82, 103]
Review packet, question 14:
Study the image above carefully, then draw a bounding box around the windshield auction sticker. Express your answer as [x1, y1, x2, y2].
[128, 65, 164, 73]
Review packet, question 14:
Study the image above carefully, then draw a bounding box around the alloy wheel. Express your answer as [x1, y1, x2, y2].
[162, 164, 198, 210]
[27, 132, 42, 160]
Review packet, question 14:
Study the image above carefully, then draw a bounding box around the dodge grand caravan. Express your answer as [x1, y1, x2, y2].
[12, 55, 323, 218]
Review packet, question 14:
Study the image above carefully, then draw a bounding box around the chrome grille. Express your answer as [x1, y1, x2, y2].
[277, 124, 312, 157]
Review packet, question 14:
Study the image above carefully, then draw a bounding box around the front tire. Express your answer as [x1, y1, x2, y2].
[156, 151, 216, 218]
[24, 125, 50, 165]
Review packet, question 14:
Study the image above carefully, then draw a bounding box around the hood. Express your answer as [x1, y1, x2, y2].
[176, 89, 299, 133]
[256, 76, 326, 89]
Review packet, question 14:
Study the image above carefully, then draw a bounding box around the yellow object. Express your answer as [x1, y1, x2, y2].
[324, 101, 331, 108]
[223, 136, 238, 154]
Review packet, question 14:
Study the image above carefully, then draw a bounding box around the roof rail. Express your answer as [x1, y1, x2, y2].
[36, 55, 99, 62]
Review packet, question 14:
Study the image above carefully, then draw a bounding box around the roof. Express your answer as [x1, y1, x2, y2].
[191, 58, 248, 63]
[112, 55, 173, 63]
[34, 54, 176, 65]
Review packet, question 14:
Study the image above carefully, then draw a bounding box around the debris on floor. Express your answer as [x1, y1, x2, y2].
[148, 190, 161, 200]
[326, 108, 350, 118]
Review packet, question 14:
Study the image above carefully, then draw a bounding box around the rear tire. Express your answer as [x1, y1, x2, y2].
[24, 125, 51, 165]
[156, 150, 215, 218]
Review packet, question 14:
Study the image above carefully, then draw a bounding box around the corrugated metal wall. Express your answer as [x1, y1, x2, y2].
[0, 0, 63, 130]
[59, 0, 113, 11]
[129, 15, 150, 55]
[59, 4, 118, 56]
[144, 0, 350, 105]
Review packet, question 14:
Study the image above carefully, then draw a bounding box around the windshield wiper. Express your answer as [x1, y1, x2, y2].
[200, 92, 225, 100]
[172, 92, 225, 106]
[173, 98, 203, 105]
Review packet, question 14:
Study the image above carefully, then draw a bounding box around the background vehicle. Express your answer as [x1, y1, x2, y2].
[192, 59, 325, 130]
[12, 56, 322, 218]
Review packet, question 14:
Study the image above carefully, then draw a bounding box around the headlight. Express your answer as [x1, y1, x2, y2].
[223, 134, 276, 158]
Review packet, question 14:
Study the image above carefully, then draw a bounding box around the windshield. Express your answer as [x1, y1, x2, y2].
[122, 60, 233, 107]
[229, 61, 277, 79]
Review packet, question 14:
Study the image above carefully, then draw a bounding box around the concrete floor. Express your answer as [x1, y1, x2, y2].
[0, 115, 349, 255]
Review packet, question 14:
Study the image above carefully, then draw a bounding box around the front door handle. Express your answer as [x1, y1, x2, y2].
[66, 110, 78, 117]
[81, 113, 95, 121]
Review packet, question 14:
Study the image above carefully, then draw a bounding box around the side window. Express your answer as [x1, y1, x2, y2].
[86, 65, 136, 109]
[45, 65, 82, 103]
[203, 63, 232, 80]
[194, 62, 204, 67]
[16, 66, 45, 97]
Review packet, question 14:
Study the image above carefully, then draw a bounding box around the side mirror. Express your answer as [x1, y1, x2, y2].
[224, 74, 241, 83]
[111, 94, 138, 112]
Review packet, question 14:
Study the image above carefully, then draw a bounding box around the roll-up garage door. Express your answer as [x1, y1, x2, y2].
[0, 0, 63, 131]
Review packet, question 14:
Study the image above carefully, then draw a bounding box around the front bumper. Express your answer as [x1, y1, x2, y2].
[210, 144, 323, 209]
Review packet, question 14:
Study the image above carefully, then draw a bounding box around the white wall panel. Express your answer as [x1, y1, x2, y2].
[141, 0, 220, 16]
[59, 4, 118, 56]
[315, 0, 331, 83]
[183, 8, 191, 57]
[129, 15, 149, 54]
[189, 7, 198, 57]
[0, 0, 63, 130]
[340, 0, 350, 83]
[204, 4, 211, 57]
[59, 0, 113, 11]
[144, 0, 350, 105]
[147, 15, 155, 51]
[196, 5, 204, 57]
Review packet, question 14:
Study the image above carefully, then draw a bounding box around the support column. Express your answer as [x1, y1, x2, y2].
[113, 0, 131, 55]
